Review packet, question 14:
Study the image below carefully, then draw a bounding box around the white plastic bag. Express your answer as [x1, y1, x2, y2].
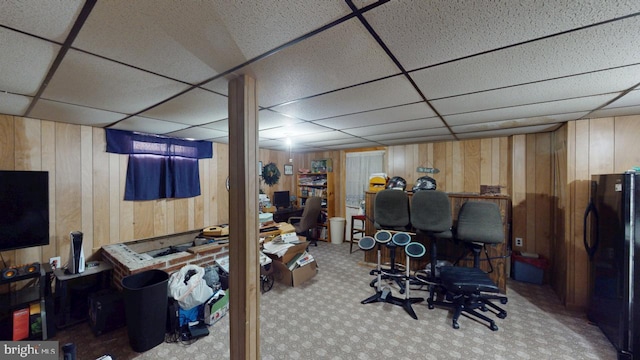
[168, 265, 213, 310]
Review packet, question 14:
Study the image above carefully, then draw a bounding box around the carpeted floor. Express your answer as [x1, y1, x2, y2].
[53, 241, 617, 359]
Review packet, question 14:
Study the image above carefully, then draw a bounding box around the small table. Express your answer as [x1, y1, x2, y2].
[272, 207, 303, 223]
[53, 261, 113, 329]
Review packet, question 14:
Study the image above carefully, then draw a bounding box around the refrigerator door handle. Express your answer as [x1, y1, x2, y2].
[584, 201, 599, 261]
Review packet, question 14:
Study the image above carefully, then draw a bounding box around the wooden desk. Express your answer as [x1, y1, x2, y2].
[272, 207, 303, 223]
[363, 192, 511, 293]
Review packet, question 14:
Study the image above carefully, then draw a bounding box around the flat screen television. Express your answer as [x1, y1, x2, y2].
[0, 170, 49, 252]
[273, 191, 290, 209]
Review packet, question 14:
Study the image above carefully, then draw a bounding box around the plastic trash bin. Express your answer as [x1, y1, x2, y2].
[121, 269, 169, 352]
[330, 217, 346, 244]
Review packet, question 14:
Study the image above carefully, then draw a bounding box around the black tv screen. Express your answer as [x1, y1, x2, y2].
[0, 170, 49, 252]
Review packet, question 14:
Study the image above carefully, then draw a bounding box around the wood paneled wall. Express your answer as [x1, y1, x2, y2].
[0, 115, 289, 269]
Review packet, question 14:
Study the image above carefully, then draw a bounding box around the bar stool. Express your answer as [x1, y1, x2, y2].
[350, 214, 366, 253]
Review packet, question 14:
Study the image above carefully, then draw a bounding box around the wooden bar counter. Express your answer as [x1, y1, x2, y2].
[363, 191, 511, 293]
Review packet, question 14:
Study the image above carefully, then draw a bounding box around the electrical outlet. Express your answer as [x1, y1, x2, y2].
[515, 237, 523, 247]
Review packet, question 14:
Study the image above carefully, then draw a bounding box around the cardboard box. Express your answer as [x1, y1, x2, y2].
[204, 290, 229, 325]
[266, 241, 317, 287]
[272, 260, 317, 287]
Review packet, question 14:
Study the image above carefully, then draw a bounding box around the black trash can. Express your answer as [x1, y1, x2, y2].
[121, 269, 169, 352]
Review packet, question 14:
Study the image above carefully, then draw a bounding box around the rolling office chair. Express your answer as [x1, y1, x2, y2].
[438, 201, 508, 331]
[409, 190, 453, 307]
[288, 197, 322, 246]
[371, 189, 411, 293]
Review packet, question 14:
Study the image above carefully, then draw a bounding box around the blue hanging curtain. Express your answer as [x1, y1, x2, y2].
[106, 129, 213, 200]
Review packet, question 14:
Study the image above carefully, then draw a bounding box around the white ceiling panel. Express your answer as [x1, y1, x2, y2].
[210, 0, 351, 60]
[0, 1, 83, 42]
[456, 124, 561, 139]
[588, 105, 640, 119]
[364, 128, 452, 141]
[73, 1, 244, 83]
[432, 65, 640, 116]
[272, 75, 421, 120]
[312, 102, 436, 129]
[451, 112, 589, 134]
[0, 29, 60, 95]
[109, 116, 190, 134]
[377, 134, 456, 145]
[166, 127, 226, 141]
[289, 131, 355, 144]
[242, 18, 400, 107]
[343, 117, 443, 137]
[258, 122, 331, 139]
[258, 110, 303, 130]
[29, 99, 126, 126]
[0, 93, 31, 116]
[603, 89, 640, 109]
[411, 16, 640, 99]
[443, 94, 616, 126]
[139, 88, 228, 126]
[41, 49, 190, 114]
[366, 0, 640, 71]
[210, 136, 229, 144]
[1, 3, 640, 150]
[201, 119, 228, 132]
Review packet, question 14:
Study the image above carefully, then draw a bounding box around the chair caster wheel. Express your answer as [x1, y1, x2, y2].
[500, 298, 508, 304]
[489, 323, 498, 331]
[497, 312, 507, 319]
[452, 322, 459, 329]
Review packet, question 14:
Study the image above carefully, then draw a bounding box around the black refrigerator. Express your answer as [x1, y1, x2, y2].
[584, 172, 639, 359]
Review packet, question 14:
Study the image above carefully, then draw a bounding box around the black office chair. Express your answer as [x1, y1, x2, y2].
[371, 189, 411, 292]
[438, 201, 508, 331]
[409, 190, 453, 307]
[288, 197, 322, 246]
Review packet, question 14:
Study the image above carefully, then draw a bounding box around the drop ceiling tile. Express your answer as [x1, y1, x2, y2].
[166, 127, 226, 141]
[451, 112, 588, 134]
[343, 117, 443, 137]
[443, 94, 616, 126]
[411, 16, 640, 99]
[456, 124, 561, 139]
[290, 131, 355, 144]
[73, 1, 245, 83]
[210, 136, 229, 144]
[322, 141, 383, 150]
[377, 135, 455, 145]
[41, 49, 190, 114]
[313, 102, 436, 129]
[603, 89, 640, 109]
[364, 128, 452, 141]
[239, 18, 400, 107]
[29, 99, 126, 126]
[201, 77, 230, 96]
[0, 1, 83, 42]
[0, 29, 60, 95]
[588, 105, 640, 119]
[109, 116, 189, 134]
[432, 65, 640, 115]
[139, 88, 227, 126]
[302, 136, 368, 147]
[0, 93, 31, 116]
[210, 0, 350, 60]
[258, 110, 303, 130]
[201, 119, 228, 132]
[365, 0, 640, 71]
[272, 76, 421, 120]
[258, 122, 331, 139]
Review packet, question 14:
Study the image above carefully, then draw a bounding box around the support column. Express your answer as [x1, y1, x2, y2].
[228, 74, 260, 360]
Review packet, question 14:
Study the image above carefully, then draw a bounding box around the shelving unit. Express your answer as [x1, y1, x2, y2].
[297, 161, 334, 242]
[0, 263, 54, 340]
